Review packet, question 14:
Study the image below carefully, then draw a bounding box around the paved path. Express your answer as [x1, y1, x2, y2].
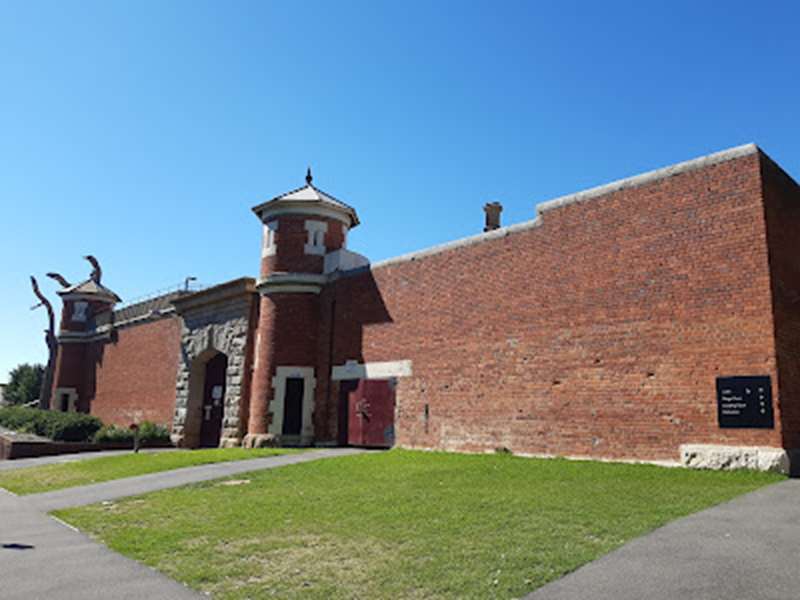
[27, 448, 366, 512]
[526, 478, 800, 600]
[1, 447, 365, 599]
[0, 448, 175, 472]
[0, 489, 200, 599]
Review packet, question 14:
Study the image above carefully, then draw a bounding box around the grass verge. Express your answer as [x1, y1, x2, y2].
[56, 450, 783, 599]
[0, 448, 296, 495]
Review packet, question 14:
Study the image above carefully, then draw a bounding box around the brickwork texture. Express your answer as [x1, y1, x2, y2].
[50, 146, 800, 466]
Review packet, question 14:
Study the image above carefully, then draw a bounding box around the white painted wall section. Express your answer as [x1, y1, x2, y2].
[331, 359, 412, 381]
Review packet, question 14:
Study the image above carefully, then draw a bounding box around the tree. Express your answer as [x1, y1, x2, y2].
[30, 275, 57, 409]
[4, 363, 45, 405]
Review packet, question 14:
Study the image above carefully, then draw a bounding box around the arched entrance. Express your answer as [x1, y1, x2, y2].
[171, 280, 257, 448]
[199, 353, 227, 447]
[182, 349, 229, 448]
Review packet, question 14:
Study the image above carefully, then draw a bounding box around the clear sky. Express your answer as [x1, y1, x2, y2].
[1, 0, 798, 380]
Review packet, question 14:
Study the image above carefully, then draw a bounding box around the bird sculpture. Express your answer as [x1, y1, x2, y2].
[84, 255, 102, 284]
[46, 272, 72, 288]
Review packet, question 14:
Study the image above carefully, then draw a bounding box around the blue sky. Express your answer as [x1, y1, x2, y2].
[1, 0, 798, 380]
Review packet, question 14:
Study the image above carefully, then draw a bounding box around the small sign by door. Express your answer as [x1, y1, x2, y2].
[199, 354, 227, 447]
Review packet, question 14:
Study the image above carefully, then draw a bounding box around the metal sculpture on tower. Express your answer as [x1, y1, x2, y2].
[46, 272, 72, 288]
[84, 255, 102, 284]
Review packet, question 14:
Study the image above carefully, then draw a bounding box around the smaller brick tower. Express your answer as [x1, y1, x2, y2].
[245, 169, 359, 446]
[51, 259, 121, 413]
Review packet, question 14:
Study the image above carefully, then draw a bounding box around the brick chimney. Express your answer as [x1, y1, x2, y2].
[483, 201, 502, 232]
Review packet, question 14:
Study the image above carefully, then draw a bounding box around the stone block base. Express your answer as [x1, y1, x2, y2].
[313, 440, 338, 448]
[242, 433, 279, 448]
[680, 444, 792, 474]
[279, 434, 314, 447]
[219, 437, 243, 448]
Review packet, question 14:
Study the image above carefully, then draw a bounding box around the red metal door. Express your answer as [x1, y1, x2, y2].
[347, 379, 395, 448]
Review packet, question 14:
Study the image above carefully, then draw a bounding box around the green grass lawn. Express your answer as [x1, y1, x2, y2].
[57, 450, 783, 599]
[0, 448, 296, 495]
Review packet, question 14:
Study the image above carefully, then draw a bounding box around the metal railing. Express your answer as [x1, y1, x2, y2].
[116, 280, 208, 310]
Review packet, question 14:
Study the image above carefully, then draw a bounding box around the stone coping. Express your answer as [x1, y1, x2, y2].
[367, 143, 760, 271]
[0, 424, 50, 443]
[172, 277, 256, 313]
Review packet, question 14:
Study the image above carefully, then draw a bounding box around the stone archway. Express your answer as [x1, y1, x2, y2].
[171, 280, 257, 448]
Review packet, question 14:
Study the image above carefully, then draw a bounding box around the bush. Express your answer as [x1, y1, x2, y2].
[0, 406, 102, 442]
[93, 421, 171, 445]
[92, 424, 132, 443]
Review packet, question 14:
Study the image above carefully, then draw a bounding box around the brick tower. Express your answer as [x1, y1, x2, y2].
[51, 258, 121, 413]
[244, 169, 359, 446]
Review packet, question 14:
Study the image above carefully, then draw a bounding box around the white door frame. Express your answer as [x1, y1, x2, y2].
[268, 366, 316, 445]
[53, 387, 78, 412]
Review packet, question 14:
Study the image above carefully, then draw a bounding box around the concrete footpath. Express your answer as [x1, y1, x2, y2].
[526, 478, 800, 600]
[0, 447, 175, 472]
[27, 447, 366, 512]
[0, 448, 365, 599]
[0, 488, 200, 599]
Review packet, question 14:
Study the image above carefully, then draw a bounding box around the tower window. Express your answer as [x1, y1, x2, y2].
[72, 301, 88, 322]
[304, 220, 328, 255]
[262, 220, 278, 257]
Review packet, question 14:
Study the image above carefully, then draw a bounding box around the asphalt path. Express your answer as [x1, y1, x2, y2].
[526, 478, 800, 600]
[0, 447, 175, 472]
[1, 447, 366, 599]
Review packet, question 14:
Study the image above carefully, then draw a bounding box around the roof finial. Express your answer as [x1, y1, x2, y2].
[306, 167, 313, 185]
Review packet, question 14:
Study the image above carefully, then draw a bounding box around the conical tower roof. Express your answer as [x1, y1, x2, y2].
[57, 279, 121, 304]
[252, 168, 359, 227]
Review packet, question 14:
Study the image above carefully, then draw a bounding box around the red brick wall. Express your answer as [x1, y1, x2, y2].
[51, 342, 87, 405]
[261, 215, 346, 277]
[315, 288, 338, 441]
[88, 317, 181, 427]
[322, 152, 787, 461]
[761, 155, 800, 450]
[248, 297, 276, 436]
[247, 293, 321, 436]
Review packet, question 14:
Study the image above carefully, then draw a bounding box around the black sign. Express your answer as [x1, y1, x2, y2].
[716, 376, 773, 429]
